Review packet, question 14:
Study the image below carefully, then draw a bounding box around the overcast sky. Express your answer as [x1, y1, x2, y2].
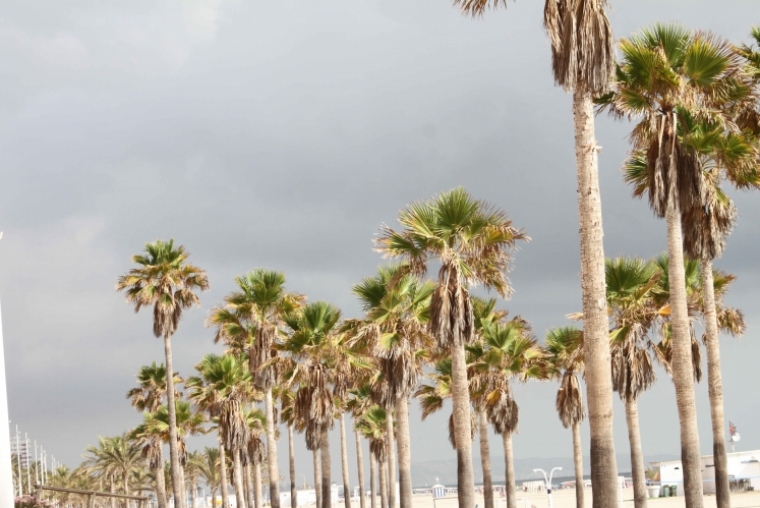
[2, 0, 758, 486]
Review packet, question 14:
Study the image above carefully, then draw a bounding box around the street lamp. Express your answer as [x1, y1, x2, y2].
[533, 467, 562, 508]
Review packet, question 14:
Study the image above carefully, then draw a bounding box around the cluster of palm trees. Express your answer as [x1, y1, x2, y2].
[31, 15, 760, 508]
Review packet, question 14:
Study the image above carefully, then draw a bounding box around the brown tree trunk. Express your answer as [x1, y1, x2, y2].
[450, 344, 475, 508]
[378, 459, 387, 508]
[289, 426, 297, 508]
[384, 410, 396, 508]
[211, 487, 217, 508]
[355, 428, 366, 508]
[253, 456, 262, 508]
[219, 443, 229, 508]
[702, 258, 731, 508]
[624, 397, 647, 508]
[501, 432, 516, 508]
[314, 449, 322, 508]
[110, 476, 116, 508]
[571, 423, 584, 508]
[265, 389, 280, 508]
[320, 428, 331, 508]
[666, 204, 704, 507]
[163, 334, 185, 508]
[244, 463, 254, 508]
[339, 415, 352, 508]
[572, 91, 619, 508]
[155, 446, 167, 508]
[369, 454, 377, 508]
[478, 411, 494, 508]
[232, 450, 247, 508]
[394, 398, 412, 508]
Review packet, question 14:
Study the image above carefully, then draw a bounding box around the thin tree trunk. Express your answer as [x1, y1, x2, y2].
[232, 450, 247, 508]
[163, 334, 185, 508]
[219, 443, 229, 508]
[339, 415, 352, 508]
[450, 344, 475, 508]
[288, 426, 297, 508]
[394, 398, 412, 508]
[355, 429, 366, 508]
[624, 396, 647, 508]
[253, 457, 262, 508]
[265, 389, 280, 508]
[478, 411, 494, 508]
[244, 463, 254, 508]
[313, 450, 322, 508]
[369, 454, 377, 508]
[110, 476, 116, 508]
[156, 445, 167, 508]
[124, 475, 130, 508]
[378, 460, 387, 508]
[666, 203, 704, 507]
[179, 465, 187, 508]
[320, 428, 332, 508]
[571, 423, 584, 508]
[191, 479, 198, 508]
[501, 432, 516, 508]
[572, 91, 619, 508]
[212, 487, 217, 508]
[384, 412, 395, 508]
[702, 257, 731, 508]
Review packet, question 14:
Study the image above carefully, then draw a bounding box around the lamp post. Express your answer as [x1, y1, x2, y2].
[533, 467, 562, 508]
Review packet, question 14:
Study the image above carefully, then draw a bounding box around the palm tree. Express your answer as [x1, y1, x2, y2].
[469, 312, 547, 508]
[278, 387, 299, 508]
[452, 1, 618, 502]
[117, 239, 209, 508]
[187, 354, 260, 508]
[347, 385, 375, 508]
[377, 187, 526, 508]
[185, 452, 203, 508]
[84, 435, 143, 508]
[599, 24, 758, 507]
[197, 447, 222, 508]
[244, 406, 267, 508]
[209, 269, 304, 508]
[356, 406, 389, 508]
[545, 327, 585, 508]
[352, 264, 434, 508]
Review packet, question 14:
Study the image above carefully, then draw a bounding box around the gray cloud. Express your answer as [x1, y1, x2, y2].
[1, 0, 758, 487]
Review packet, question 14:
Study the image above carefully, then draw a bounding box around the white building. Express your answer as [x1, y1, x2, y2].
[655, 449, 760, 496]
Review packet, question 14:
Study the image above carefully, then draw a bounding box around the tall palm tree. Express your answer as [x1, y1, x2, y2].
[187, 354, 260, 508]
[452, 1, 618, 502]
[209, 269, 304, 508]
[278, 387, 299, 508]
[117, 239, 209, 508]
[197, 448, 222, 508]
[244, 406, 267, 508]
[600, 25, 757, 506]
[545, 327, 585, 508]
[377, 187, 526, 508]
[352, 264, 434, 508]
[126, 362, 182, 508]
[469, 312, 547, 508]
[84, 435, 143, 508]
[356, 406, 389, 508]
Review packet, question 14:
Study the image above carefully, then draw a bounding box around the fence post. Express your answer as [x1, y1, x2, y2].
[88, 494, 95, 508]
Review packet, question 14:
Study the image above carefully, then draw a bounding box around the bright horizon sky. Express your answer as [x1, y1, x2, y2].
[1, 0, 758, 487]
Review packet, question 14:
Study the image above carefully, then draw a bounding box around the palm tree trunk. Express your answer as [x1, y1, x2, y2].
[571, 423, 584, 508]
[155, 462, 168, 508]
[313, 449, 322, 508]
[339, 415, 352, 508]
[450, 344, 475, 508]
[163, 334, 185, 508]
[369, 454, 376, 508]
[666, 203, 704, 508]
[211, 487, 217, 508]
[624, 396, 647, 508]
[320, 428, 332, 508]
[191, 478, 198, 508]
[124, 475, 130, 508]
[384, 411, 395, 508]
[478, 411, 494, 508]
[179, 465, 187, 508]
[253, 456, 262, 508]
[377, 460, 387, 508]
[501, 432, 516, 508]
[288, 426, 297, 508]
[701, 257, 731, 508]
[394, 398, 412, 508]
[232, 450, 247, 508]
[572, 91, 619, 508]
[265, 389, 280, 508]
[110, 476, 116, 508]
[219, 443, 229, 508]
[244, 463, 254, 508]
[354, 428, 366, 508]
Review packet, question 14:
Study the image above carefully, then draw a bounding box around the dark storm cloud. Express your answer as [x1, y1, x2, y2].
[1, 0, 758, 482]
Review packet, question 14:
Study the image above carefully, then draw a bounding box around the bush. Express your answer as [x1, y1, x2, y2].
[15, 495, 55, 508]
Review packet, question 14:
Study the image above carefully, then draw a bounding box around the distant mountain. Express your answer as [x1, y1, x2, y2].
[410, 453, 678, 487]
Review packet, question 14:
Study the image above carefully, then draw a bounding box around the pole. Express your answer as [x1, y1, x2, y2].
[34, 441, 38, 485]
[26, 434, 31, 495]
[0, 289, 15, 508]
[16, 426, 23, 496]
